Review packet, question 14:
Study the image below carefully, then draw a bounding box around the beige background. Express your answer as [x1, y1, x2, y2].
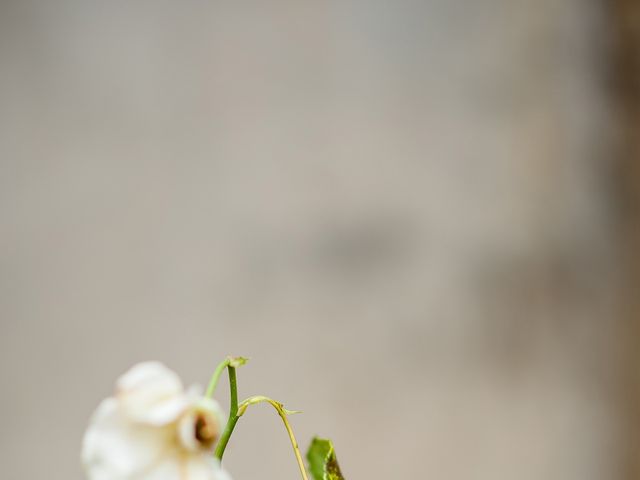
[0, 1, 636, 479]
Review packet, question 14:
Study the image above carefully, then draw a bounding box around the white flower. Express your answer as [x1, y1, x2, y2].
[82, 362, 232, 480]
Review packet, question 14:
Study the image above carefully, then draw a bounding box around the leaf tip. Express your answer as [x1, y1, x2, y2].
[306, 436, 345, 480]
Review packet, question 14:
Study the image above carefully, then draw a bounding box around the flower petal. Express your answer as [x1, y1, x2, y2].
[137, 456, 181, 480]
[117, 362, 188, 425]
[82, 398, 170, 479]
[178, 396, 225, 453]
[182, 457, 233, 480]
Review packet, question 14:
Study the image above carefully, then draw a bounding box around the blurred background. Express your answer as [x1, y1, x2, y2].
[1, 1, 639, 479]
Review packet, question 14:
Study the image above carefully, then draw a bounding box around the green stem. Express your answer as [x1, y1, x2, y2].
[205, 358, 231, 399]
[237, 396, 309, 480]
[206, 356, 248, 399]
[214, 366, 239, 461]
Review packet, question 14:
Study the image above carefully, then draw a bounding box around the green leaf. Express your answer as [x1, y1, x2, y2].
[306, 437, 345, 480]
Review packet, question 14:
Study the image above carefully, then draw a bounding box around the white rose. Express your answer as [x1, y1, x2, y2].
[82, 362, 232, 480]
